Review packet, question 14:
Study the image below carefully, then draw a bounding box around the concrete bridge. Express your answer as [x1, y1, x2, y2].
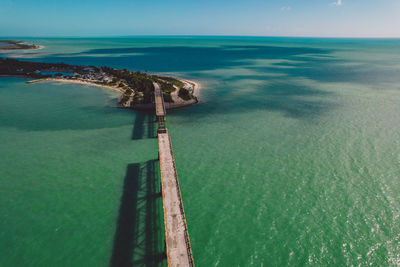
[154, 83, 166, 133]
[154, 83, 194, 267]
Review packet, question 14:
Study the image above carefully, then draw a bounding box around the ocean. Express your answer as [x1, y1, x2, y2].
[1, 37, 400, 266]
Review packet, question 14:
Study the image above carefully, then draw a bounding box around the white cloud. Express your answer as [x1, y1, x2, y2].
[281, 6, 292, 11]
[331, 0, 342, 6]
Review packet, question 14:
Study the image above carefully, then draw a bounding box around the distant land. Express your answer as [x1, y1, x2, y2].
[0, 40, 42, 50]
[0, 57, 198, 109]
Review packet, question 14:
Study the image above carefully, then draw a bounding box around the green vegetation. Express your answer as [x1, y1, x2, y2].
[154, 75, 185, 88]
[178, 88, 193, 101]
[0, 40, 40, 50]
[152, 76, 187, 103]
[0, 57, 87, 78]
[0, 57, 197, 108]
[132, 92, 144, 104]
[120, 95, 131, 106]
[101, 67, 155, 104]
[157, 81, 175, 103]
[158, 81, 176, 94]
[125, 88, 133, 95]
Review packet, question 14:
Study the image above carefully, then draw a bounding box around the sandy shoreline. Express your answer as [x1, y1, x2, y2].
[165, 78, 200, 106]
[27, 77, 201, 109]
[28, 78, 126, 93]
[0, 42, 44, 51]
[178, 78, 201, 98]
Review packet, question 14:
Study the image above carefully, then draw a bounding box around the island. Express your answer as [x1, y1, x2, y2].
[0, 57, 198, 109]
[0, 40, 42, 50]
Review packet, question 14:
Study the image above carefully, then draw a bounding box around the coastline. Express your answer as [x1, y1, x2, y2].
[1, 57, 200, 109]
[27, 77, 201, 109]
[165, 78, 200, 108]
[178, 78, 201, 98]
[27, 78, 126, 93]
[0, 40, 43, 51]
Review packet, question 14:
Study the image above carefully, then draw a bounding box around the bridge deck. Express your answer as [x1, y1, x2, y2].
[158, 131, 194, 267]
[154, 83, 166, 117]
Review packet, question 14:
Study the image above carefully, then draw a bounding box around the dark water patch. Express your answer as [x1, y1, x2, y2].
[2, 45, 341, 120]
[9, 45, 343, 119]
[168, 75, 335, 121]
[18, 44, 400, 88]
[22, 45, 331, 73]
[110, 160, 165, 267]
[131, 111, 156, 140]
[5, 42, 400, 88]
[259, 56, 400, 85]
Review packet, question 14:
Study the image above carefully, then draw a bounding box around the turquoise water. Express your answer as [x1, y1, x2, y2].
[1, 37, 400, 266]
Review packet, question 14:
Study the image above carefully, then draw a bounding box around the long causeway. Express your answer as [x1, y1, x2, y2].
[154, 83, 194, 267]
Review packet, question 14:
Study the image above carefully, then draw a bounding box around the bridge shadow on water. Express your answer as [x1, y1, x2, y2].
[109, 160, 166, 267]
[131, 111, 156, 140]
[110, 110, 166, 267]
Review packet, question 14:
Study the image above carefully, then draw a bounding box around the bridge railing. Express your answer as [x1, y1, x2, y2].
[155, 81, 194, 266]
[166, 131, 195, 266]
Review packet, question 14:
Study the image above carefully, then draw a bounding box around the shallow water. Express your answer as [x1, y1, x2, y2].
[1, 37, 400, 266]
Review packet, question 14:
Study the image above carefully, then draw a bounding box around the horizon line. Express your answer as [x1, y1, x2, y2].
[1, 34, 400, 40]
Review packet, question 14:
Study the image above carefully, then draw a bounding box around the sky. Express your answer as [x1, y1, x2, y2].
[1, 0, 400, 38]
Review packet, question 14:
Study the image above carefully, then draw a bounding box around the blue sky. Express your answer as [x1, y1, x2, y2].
[1, 0, 399, 37]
